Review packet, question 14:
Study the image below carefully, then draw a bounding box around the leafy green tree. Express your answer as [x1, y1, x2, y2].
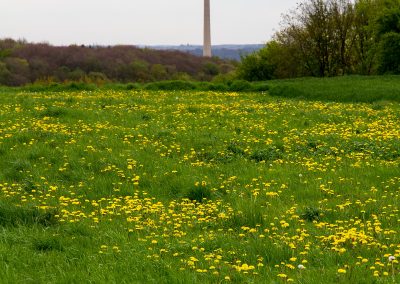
[4, 57, 30, 85]
[171, 72, 193, 81]
[0, 61, 11, 85]
[150, 64, 168, 81]
[330, 0, 356, 74]
[375, 1, 400, 73]
[202, 62, 220, 76]
[353, 0, 379, 74]
[378, 32, 400, 74]
[237, 42, 278, 81]
[29, 58, 50, 81]
[130, 60, 150, 82]
[55, 66, 70, 82]
[376, 2, 400, 36]
[67, 68, 85, 81]
[87, 72, 109, 84]
[0, 49, 11, 59]
[269, 0, 357, 77]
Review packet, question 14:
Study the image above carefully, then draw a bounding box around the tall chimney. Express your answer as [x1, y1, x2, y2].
[203, 0, 212, 57]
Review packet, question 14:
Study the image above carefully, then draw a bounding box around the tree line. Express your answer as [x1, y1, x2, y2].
[238, 0, 400, 80]
[0, 39, 233, 86]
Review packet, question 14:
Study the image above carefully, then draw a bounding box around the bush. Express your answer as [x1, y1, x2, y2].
[229, 80, 252, 92]
[252, 82, 270, 91]
[202, 62, 220, 76]
[236, 42, 277, 81]
[208, 83, 228, 91]
[0, 61, 11, 85]
[197, 82, 228, 91]
[87, 72, 109, 85]
[126, 83, 140, 90]
[23, 82, 96, 92]
[65, 82, 96, 91]
[211, 72, 236, 85]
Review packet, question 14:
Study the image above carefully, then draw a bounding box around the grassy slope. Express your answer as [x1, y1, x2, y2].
[2, 75, 400, 103]
[268, 75, 400, 103]
[0, 88, 399, 283]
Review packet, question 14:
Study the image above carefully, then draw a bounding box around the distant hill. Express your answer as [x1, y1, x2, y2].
[146, 45, 265, 61]
[0, 39, 234, 86]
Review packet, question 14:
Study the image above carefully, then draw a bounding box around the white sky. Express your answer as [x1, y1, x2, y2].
[1, 0, 297, 46]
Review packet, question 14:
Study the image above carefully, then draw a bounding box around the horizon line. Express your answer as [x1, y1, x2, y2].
[0, 37, 268, 47]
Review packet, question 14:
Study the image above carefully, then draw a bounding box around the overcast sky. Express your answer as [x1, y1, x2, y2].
[1, 0, 297, 46]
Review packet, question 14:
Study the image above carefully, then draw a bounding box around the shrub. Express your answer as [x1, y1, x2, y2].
[229, 80, 252, 92]
[236, 42, 277, 81]
[197, 82, 228, 91]
[87, 72, 109, 85]
[66, 82, 96, 91]
[0, 61, 11, 85]
[252, 82, 270, 91]
[126, 83, 140, 90]
[202, 62, 220, 76]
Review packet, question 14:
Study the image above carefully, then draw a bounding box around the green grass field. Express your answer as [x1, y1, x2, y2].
[268, 75, 400, 103]
[5, 75, 400, 104]
[0, 85, 399, 283]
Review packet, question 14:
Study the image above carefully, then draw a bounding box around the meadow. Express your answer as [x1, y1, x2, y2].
[0, 87, 399, 283]
[267, 76, 400, 103]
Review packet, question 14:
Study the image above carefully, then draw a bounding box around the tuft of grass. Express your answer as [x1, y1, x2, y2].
[226, 143, 245, 156]
[249, 146, 284, 162]
[5, 159, 32, 181]
[0, 203, 58, 227]
[186, 186, 212, 203]
[300, 207, 323, 222]
[32, 237, 64, 252]
[40, 106, 68, 118]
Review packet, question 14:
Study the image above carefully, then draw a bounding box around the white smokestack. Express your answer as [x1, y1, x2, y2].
[203, 0, 212, 57]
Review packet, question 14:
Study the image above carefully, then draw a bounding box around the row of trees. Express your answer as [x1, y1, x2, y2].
[238, 0, 400, 80]
[0, 39, 233, 86]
